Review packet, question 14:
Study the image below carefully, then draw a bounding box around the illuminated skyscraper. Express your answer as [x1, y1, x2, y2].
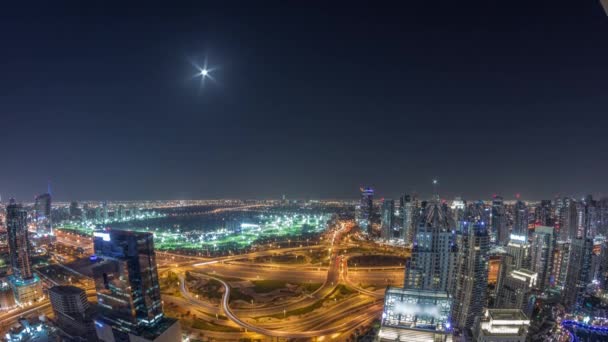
[562, 236, 593, 311]
[34, 192, 52, 235]
[529, 226, 555, 291]
[404, 200, 457, 292]
[6, 199, 42, 304]
[357, 187, 374, 234]
[495, 269, 537, 317]
[7, 200, 32, 280]
[400, 194, 415, 245]
[512, 200, 528, 237]
[92, 230, 180, 342]
[381, 199, 395, 239]
[452, 218, 490, 331]
[558, 198, 578, 241]
[492, 195, 508, 246]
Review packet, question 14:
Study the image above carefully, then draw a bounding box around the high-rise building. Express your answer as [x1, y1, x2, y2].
[558, 198, 578, 242]
[512, 200, 528, 237]
[452, 219, 490, 331]
[553, 241, 570, 290]
[404, 200, 457, 292]
[529, 226, 555, 291]
[381, 199, 395, 239]
[357, 187, 374, 234]
[92, 229, 180, 342]
[400, 194, 415, 245]
[505, 235, 530, 271]
[534, 200, 553, 227]
[495, 269, 537, 317]
[49, 285, 97, 341]
[492, 195, 508, 246]
[34, 192, 52, 235]
[562, 236, 593, 311]
[473, 309, 529, 342]
[6, 199, 42, 305]
[378, 287, 453, 342]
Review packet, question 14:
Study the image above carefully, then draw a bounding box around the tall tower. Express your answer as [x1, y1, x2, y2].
[452, 218, 490, 331]
[93, 230, 180, 341]
[404, 200, 457, 292]
[7, 200, 32, 279]
[492, 195, 508, 245]
[380, 199, 395, 239]
[512, 200, 528, 238]
[357, 187, 374, 234]
[400, 194, 415, 245]
[6, 199, 42, 305]
[530, 226, 555, 291]
[34, 192, 52, 235]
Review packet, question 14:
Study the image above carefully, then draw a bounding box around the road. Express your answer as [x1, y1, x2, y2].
[49, 220, 394, 339]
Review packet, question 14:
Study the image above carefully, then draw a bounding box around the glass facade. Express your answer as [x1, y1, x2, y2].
[382, 287, 452, 332]
[93, 230, 163, 335]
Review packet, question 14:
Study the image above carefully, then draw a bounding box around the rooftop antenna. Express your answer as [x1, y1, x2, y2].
[432, 179, 440, 201]
[48, 180, 52, 195]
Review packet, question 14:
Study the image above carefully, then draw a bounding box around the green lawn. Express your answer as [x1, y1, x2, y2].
[251, 280, 288, 293]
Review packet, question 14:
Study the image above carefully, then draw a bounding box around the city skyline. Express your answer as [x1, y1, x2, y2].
[2, 1, 608, 200]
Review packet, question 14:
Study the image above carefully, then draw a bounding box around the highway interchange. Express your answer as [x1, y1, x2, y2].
[3, 221, 408, 341]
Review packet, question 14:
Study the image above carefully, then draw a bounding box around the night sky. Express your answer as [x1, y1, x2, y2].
[2, 1, 608, 201]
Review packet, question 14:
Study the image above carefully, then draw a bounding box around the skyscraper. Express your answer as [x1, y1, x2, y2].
[492, 195, 508, 246]
[512, 200, 528, 237]
[381, 199, 395, 239]
[562, 236, 593, 311]
[92, 229, 180, 342]
[558, 198, 578, 242]
[6, 199, 42, 305]
[452, 219, 490, 331]
[49, 285, 96, 341]
[400, 194, 415, 245]
[34, 192, 52, 235]
[495, 269, 537, 317]
[529, 226, 555, 291]
[7, 201, 32, 280]
[357, 187, 374, 234]
[404, 200, 457, 292]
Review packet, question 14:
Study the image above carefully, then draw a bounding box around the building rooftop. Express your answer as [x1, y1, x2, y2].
[488, 309, 528, 322]
[49, 285, 85, 296]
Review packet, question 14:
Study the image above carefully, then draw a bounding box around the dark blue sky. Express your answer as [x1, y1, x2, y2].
[1, 1, 608, 201]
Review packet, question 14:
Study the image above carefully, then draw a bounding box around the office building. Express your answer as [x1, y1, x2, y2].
[49, 285, 97, 341]
[495, 269, 537, 317]
[381, 199, 395, 239]
[529, 226, 555, 291]
[34, 192, 52, 236]
[553, 241, 570, 289]
[400, 194, 415, 244]
[452, 220, 490, 331]
[512, 201, 528, 237]
[492, 196, 508, 246]
[404, 200, 457, 292]
[92, 229, 180, 342]
[6, 200, 42, 305]
[357, 187, 374, 234]
[473, 309, 529, 342]
[558, 198, 577, 242]
[562, 236, 593, 311]
[504, 235, 530, 271]
[378, 287, 453, 342]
